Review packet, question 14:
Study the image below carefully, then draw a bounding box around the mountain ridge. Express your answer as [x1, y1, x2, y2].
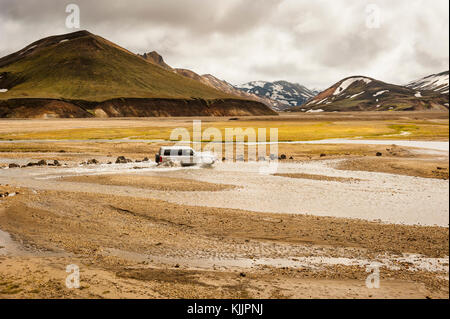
[236, 80, 318, 111]
[292, 75, 448, 112]
[0, 30, 276, 118]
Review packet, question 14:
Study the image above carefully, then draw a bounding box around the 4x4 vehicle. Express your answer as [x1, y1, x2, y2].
[155, 146, 217, 167]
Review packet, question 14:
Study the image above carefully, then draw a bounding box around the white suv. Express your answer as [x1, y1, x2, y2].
[155, 146, 217, 167]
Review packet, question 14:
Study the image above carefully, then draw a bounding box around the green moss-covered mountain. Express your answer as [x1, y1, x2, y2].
[0, 30, 275, 118]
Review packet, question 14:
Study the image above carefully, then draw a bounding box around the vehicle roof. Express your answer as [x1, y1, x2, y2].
[159, 146, 193, 150]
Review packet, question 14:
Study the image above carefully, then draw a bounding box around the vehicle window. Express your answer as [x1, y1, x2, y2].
[178, 149, 183, 156]
[182, 149, 193, 156]
[164, 150, 171, 156]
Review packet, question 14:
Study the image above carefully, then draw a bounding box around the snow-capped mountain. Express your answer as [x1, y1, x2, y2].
[406, 71, 449, 95]
[236, 81, 318, 111]
[295, 75, 448, 112]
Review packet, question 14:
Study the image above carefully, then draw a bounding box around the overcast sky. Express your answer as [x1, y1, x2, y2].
[0, 0, 448, 89]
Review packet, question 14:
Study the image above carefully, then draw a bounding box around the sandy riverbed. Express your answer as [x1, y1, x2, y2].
[0, 137, 448, 298]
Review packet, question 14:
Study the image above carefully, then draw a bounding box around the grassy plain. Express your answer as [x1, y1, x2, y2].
[0, 113, 448, 141]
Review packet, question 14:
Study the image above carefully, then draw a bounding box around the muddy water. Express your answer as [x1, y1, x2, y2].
[1, 159, 448, 226]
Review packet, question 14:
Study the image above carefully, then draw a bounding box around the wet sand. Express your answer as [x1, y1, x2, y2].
[0, 188, 448, 298]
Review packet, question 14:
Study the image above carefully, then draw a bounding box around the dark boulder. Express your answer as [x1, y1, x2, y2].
[116, 156, 128, 164]
[87, 159, 99, 165]
[37, 160, 47, 166]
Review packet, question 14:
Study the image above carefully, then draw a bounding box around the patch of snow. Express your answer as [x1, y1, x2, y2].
[0, 89, 8, 93]
[19, 44, 37, 55]
[333, 77, 372, 96]
[306, 109, 324, 113]
[373, 90, 389, 97]
[59, 39, 69, 43]
[314, 98, 328, 105]
[349, 91, 365, 99]
[415, 92, 422, 97]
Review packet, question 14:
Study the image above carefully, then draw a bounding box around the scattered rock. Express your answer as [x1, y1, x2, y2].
[229, 117, 239, 121]
[376, 152, 383, 157]
[239, 272, 246, 277]
[48, 160, 62, 167]
[25, 160, 48, 167]
[289, 156, 294, 160]
[87, 159, 99, 165]
[222, 157, 226, 162]
[320, 153, 326, 157]
[143, 157, 149, 162]
[115, 156, 128, 164]
[280, 154, 287, 160]
[37, 160, 47, 166]
[0, 191, 18, 198]
[8, 163, 20, 168]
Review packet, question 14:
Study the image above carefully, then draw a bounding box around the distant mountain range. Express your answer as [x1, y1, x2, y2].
[0, 30, 447, 117]
[294, 74, 449, 112]
[0, 31, 275, 118]
[236, 81, 319, 111]
[138, 51, 319, 111]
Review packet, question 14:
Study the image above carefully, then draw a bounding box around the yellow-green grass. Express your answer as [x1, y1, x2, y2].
[0, 120, 447, 141]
